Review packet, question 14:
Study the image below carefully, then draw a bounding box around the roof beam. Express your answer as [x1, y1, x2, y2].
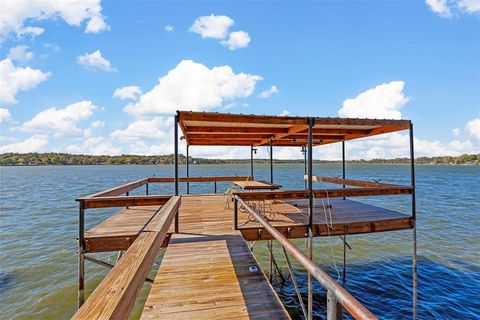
[186, 126, 288, 134]
[179, 111, 308, 125]
[256, 124, 308, 146]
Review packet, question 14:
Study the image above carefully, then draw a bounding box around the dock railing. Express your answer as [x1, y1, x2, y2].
[232, 180, 414, 230]
[72, 195, 181, 320]
[235, 195, 378, 320]
[75, 175, 250, 307]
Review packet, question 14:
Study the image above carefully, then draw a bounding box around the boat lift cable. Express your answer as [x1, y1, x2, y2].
[316, 182, 342, 282]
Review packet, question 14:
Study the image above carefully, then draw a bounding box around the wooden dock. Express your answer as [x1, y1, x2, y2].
[77, 194, 411, 319]
[72, 110, 417, 320]
[142, 195, 290, 319]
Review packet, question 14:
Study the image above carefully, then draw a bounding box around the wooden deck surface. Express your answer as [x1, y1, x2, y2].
[84, 195, 412, 251]
[84, 205, 162, 252]
[238, 198, 413, 240]
[82, 194, 412, 318]
[142, 195, 290, 319]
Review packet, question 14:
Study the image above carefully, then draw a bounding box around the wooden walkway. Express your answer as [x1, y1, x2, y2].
[142, 195, 290, 319]
[80, 194, 412, 318]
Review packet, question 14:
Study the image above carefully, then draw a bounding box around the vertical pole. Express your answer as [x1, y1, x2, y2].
[126, 191, 129, 209]
[270, 139, 273, 183]
[146, 182, 149, 195]
[214, 181, 217, 193]
[343, 232, 347, 284]
[186, 144, 190, 195]
[174, 113, 179, 233]
[233, 197, 238, 230]
[410, 123, 417, 320]
[78, 201, 85, 308]
[250, 146, 254, 179]
[307, 117, 314, 320]
[342, 141, 346, 200]
[303, 146, 307, 189]
[327, 290, 343, 320]
[268, 240, 273, 282]
[308, 118, 314, 232]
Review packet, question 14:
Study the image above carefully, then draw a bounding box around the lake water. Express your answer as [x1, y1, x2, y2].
[0, 164, 479, 319]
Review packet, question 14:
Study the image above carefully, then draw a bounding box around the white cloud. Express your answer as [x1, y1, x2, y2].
[452, 128, 460, 136]
[21, 101, 96, 137]
[0, 108, 12, 123]
[76, 50, 116, 72]
[113, 85, 142, 100]
[124, 140, 173, 156]
[189, 14, 234, 39]
[221, 31, 250, 50]
[342, 131, 479, 160]
[0, 58, 51, 104]
[0, 134, 48, 153]
[91, 120, 105, 129]
[259, 85, 279, 98]
[85, 14, 110, 33]
[7, 45, 33, 62]
[190, 14, 251, 50]
[0, 0, 109, 41]
[466, 118, 480, 140]
[278, 110, 290, 116]
[83, 120, 105, 137]
[124, 60, 262, 116]
[458, 0, 480, 13]
[111, 117, 172, 141]
[66, 136, 121, 155]
[425, 0, 480, 17]
[425, 0, 452, 16]
[338, 81, 409, 119]
[164, 25, 174, 32]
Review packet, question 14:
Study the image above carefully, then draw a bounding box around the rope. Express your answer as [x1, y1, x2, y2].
[315, 182, 341, 281]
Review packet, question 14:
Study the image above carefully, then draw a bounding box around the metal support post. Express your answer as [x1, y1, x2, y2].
[174, 113, 179, 233]
[146, 183, 149, 195]
[342, 141, 346, 200]
[250, 146, 254, 178]
[270, 139, 273, 183]
[302, 146, 307, 189]
[214, 181, 217, 193]
[186, 144, 190, 194]
[268, 240, 273, 282]
[233, 197, 238, 230]
[307, 117, 314, 320]
[410, 123, 417, 320]
[343, 232, 347, 284]
[78, 201, 85, 308]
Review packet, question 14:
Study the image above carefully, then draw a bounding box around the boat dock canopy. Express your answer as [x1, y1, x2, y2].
[177, 111, 411, 146]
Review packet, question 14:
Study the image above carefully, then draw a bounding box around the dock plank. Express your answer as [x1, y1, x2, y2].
[142, 195, 290, 320]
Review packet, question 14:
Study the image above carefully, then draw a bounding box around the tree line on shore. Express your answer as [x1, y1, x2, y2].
[1, 152, 478, 166]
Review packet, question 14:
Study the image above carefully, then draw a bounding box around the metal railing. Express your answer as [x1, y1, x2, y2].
[235, 195, 378, 320]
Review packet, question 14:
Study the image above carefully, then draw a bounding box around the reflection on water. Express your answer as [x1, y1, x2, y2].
[0, 164, 479, 319]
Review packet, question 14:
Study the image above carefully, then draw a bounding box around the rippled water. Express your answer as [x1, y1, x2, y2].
[0, 164, 479, 319]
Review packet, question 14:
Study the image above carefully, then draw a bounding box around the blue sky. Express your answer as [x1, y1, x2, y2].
[0, 0, 479, 159]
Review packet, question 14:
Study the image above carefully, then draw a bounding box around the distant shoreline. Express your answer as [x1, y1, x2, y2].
[1, 152, 478, 166]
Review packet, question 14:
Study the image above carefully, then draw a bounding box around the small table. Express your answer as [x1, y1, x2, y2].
[233, 180, 282, 218]
[233, 180, 282, 191]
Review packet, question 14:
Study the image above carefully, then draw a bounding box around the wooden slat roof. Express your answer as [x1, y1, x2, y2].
[178, 111, 411, 147]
